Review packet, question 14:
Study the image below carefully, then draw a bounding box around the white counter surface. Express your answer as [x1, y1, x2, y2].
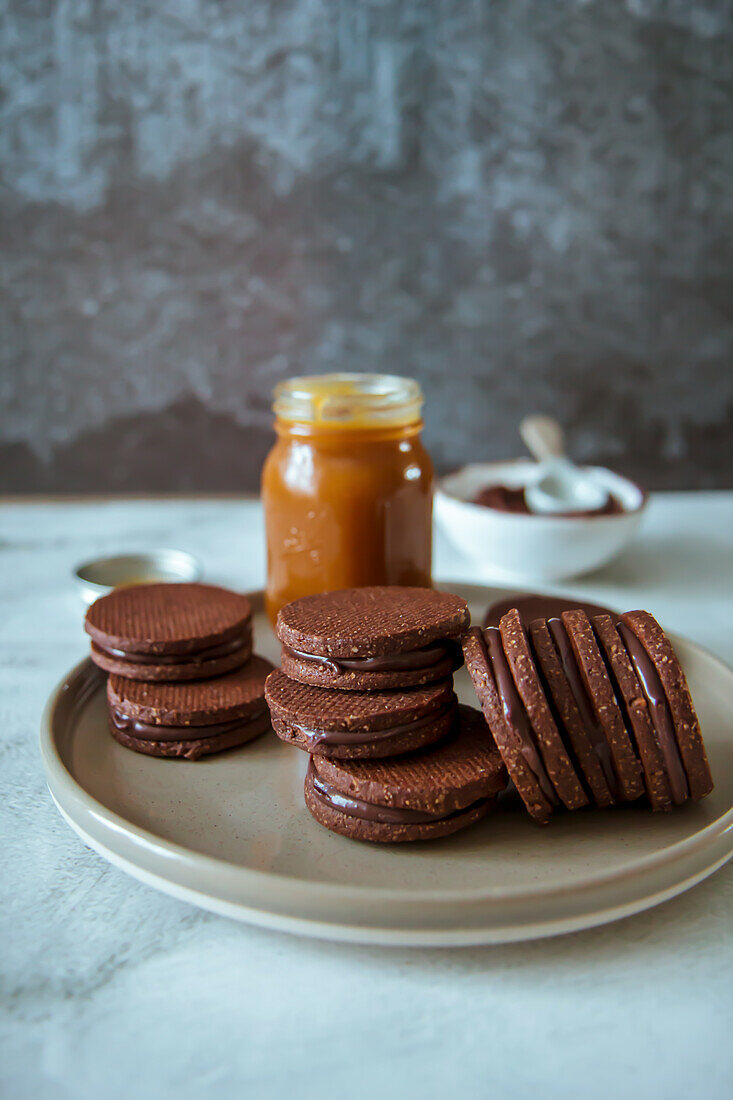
[1, 494, 731, 1100]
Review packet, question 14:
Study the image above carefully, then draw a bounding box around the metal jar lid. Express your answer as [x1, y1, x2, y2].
[73, 549, 202, 606]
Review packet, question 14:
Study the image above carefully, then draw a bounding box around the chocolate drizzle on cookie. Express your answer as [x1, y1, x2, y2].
[110, 704, 267, 743]
[286, 699, 456, 748]
[308, 759, 489, 825]
[282, 640, 453, 675]
[97, 631, 250, 667]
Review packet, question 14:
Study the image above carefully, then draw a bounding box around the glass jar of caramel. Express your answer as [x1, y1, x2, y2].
[262, 374, 433, 624]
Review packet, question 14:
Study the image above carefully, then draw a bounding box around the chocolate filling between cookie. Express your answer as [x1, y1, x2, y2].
[545, 618, 620, 798]
[308, 760, 489, 825]
[96, 630, 251, 666]
[110, 704, 268, 741]
[483, 627, 559, 805]
[282, 640, 456, 675]
[286, 698, 457, 747]
[616, 623, 689, 804]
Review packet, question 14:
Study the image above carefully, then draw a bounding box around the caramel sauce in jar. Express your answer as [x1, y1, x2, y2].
[262, 374, 433, 624]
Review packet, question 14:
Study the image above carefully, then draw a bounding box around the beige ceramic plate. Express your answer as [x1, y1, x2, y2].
[41, 584, 733, 946]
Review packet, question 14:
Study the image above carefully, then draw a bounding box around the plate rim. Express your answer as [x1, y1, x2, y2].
[45, 791, 733, 946]
[40, 609, 733, 913]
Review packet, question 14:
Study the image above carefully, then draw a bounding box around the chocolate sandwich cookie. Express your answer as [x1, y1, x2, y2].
[499, 609, 588, 811]
[277, 586, 468, 690]
[619, 611, 713, 801]
[591, 615, 673, 811]
[529, 618, 615, 809]
[560, 610, 645, 802]
[86, 583, 253, 681]
[107, 655, 273, 759]
[265, 669, 457, 759]
[304, 705, 507, 842]
[462, 627, 556, 824]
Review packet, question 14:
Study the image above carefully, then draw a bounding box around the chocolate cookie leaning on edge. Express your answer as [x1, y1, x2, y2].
[528, 618, 616, 809]
[561, 610, 645, 802]
[619, 611, 713, 801]
[107, 655, 274, 760]
[277, 586, 468, 690]
[265, 669, 457, 760]
[304, 705, 507, 842]
[86, 583, 253, 681]
[462, 627, 556, 824]
[591, 615, 673, 811]
[499, 609, 589, 811]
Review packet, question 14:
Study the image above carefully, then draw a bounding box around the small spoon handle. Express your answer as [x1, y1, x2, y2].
[520, 415, 566, 463]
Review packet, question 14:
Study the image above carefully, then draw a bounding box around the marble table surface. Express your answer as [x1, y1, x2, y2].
[1, 493, 731, 1100]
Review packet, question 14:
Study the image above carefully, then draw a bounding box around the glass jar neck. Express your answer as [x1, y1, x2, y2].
[272, 373, 423, 431]
[274, 418, 424, 445]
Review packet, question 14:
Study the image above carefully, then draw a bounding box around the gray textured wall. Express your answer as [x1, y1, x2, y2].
[1, 0, 732, 493]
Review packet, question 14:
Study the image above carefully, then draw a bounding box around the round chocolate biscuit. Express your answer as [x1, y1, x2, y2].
[591, 615, 673, 811]
[108, 656, 274, 726]
[462, 627, 555, 824]
[304, 704, 506, 842]
[276, 586, 470, 659]
[499, 609, 588, 811]
[280, 640, 460, 692]
[109, 710, 271, 761]
[86, 583, 253, 681]
[484, 593, 616, 630]
[265, 669, 456, 759]
[107, 655, 273, 759]
[561, 610, 645, 802]
[86, 582, 252, 652]
[620, 611, 712, 801]
[529, 618, 615, 809]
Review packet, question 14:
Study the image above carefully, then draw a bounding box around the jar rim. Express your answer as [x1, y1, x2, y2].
[273, 373, 424, 427]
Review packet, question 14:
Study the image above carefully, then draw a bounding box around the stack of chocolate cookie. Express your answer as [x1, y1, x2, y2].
[265, 587, 508, 841]
[463, 607, 713, 823]
[85, 582, 273, 760]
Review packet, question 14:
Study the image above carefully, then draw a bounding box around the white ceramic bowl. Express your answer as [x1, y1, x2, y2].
[434, 460, 646, 583]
